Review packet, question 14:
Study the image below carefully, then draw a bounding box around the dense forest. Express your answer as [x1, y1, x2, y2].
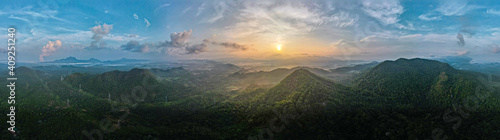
[0, 58, 499, 139]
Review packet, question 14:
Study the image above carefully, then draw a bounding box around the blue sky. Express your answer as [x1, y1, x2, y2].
[1, 0, 500, 63]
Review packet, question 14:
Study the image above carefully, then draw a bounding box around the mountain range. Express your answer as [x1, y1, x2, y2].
[1, 58, 499, 139]
[46, 56, 148, 64]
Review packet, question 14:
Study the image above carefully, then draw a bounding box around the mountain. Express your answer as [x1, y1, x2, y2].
[49, 56, 102, 63]
[47, 56, 148, 64]
[354, 58, 490, 109]
[330, 61, 379, 73]
[230, 67, 334, 87]
[261, 69, 350, 105]
[102, 58, 148, 64]
[65, 67, 205, 103]
[65, 68, 159, 101]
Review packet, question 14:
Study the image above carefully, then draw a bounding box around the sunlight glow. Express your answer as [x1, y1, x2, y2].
[277, 45, 282, 51]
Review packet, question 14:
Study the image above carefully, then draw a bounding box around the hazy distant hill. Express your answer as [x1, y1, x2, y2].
[329, 61, 379, 73]
[434, 56, 500, 75]
[46, 56, 147, 64]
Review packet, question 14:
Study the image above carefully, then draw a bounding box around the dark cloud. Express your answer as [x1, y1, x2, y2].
[185, 43, 208, 54]
[121, 29, 247, 54]
[218, 42, 248, 51]
[120, 41, 149, 52]
[204, 39, 249, 51]
[120, 29, 207, 54]
[456, 33, 465, 46]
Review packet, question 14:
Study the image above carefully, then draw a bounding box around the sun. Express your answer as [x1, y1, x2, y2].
[277, 45, 282, 51]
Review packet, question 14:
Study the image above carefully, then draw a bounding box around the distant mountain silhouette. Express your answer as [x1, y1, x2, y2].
[47, 56, 147, 64]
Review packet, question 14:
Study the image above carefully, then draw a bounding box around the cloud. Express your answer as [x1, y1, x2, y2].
[456, 33, 465, 46]
[436, 0, 468, 16]
[328, 11, 359, 28]
[169, 30, 192, 47]
[205, 39, 249, 51]
[39, 40, 62, 62]
[418, 12, 441, 21]
[205, 2, 227, 23]
[457, 50, 469, 56]
[154, 3, 171, 13]
[419, 0, 484, 21]
[133, 13, 139, 19]
[226, 1, 345, 42]
[196, 3, 206, 16]
[121, 29, 248, 55]
[361, 0, 404, 25]
[331, 39, 357, 48]
[487, 9, 500, 15]
[8, 15, 30, 23]
[121, 29, 207, 54]
[0, 5, 68, 23]
[491, 43, 500, 53]
[182, 7, 192, 14]
[120, 40, 149, 53]
[89, 23, 113, 49]
[144, 18, 151, 29]
[330, 39, 363, 57]
[185, 43, 208, 54]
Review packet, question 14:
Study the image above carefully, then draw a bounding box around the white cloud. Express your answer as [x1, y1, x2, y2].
[328, 11, 358, 28]
[361, 0, 404, 25]
[205, 2, 227, 23]
[8, 15, 30, 23]
[487, 9, 500, 15]
[418, 12, 441, 21]
[144, 18, 151, 29]
[169, 30, 192, 47]
[0, 5, 68, 23]
[154, 3, 171, 13]
[182, 7, 192, 14]
[89, 23, 113, 49]
[457, 50, 469, 56]
[133, 13, 139, 19]
[196, 3, 206, 16]
[225, 1, 350, 43]
[39, 40, 62, 62]
[419, 0, 484, 21]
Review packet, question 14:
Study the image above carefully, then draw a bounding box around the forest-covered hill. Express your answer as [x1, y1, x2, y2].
[0, 58, 499, 139]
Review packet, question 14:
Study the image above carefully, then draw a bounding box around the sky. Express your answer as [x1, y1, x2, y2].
[1, 0, 500, 63]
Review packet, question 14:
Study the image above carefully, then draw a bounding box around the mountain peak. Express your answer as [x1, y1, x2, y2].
[264, 69, 344, 103]
[65, 56, 78, 60]
[50, 56, 102, 63]
[290, 68, 313, 76]
[280, 69, 322, 84]
[355, 58, 462, 106]
[374, 58, 455, 73]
